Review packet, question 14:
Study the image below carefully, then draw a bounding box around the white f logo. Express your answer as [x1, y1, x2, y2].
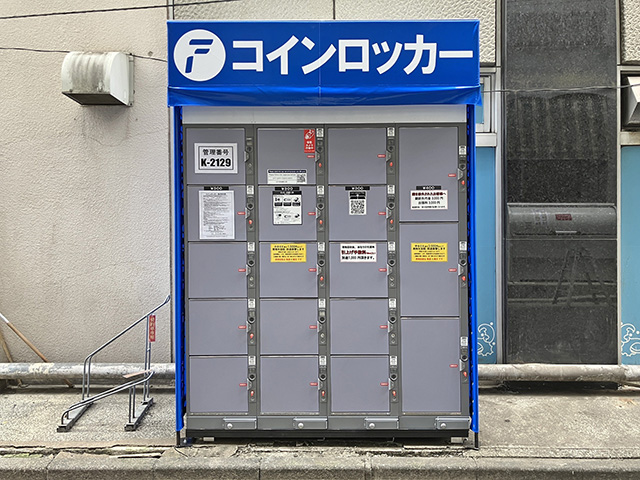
[173, 29, 226, 81]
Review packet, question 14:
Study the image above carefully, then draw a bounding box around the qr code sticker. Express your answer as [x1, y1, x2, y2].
[349, 198, 366, 215]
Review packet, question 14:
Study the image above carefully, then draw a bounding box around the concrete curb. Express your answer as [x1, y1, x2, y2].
[0, 456, 53, 480]
[2, 452, 640, 479]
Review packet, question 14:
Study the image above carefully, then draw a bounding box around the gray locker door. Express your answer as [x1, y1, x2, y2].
[257, 128, 317, 185]
[401, 318, 461, 414]
[188, 243, 247, 298]
[398, 127, 459, 222]
[260, 356, 319, 414]
[188, 300, 248, 356]
[259, 242, 318, 298]
[187, 186, 246, 242]
[398, 224, 459, 317]
[258, 186, 317, 241]
[260, 299, 318, 355]
[328, 186, 387, 241]
[330, 299, 389, 355]
[189, 356, 248, 414]
[329, 242, 388, 298]
[327, 128, 387, 185]
[186, 128, 246, 185]
[330, 356, 389, 413]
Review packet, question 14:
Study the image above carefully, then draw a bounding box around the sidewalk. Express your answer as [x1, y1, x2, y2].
[1, 383, 639, 478]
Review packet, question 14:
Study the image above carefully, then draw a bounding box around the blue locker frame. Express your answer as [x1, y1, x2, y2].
[169, 20, 481, 442]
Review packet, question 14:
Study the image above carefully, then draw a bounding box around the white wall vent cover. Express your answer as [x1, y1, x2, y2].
[61, 52, 133, 106]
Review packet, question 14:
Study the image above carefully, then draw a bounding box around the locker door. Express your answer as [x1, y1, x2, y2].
[189, 356, 248, 414]
[188, 243, 247, 298]
[185, 128, 246, 185]
[260, 356, 319, 414]
[187, 186, 246, 242]
[259, 242, 318, 298]
[258, 185, 317, 241]
[398, 127, 459, 222]
[330, 356, 389, 413]
[330, 299, 389, 355]
[401, 318, 461, 414]
[257, 128, 317, 185]
[260, 299, 318, 355]
[329, 242, 388, 298]
[328, 186, 387, 241]
[188, 300, 248, 356]
[327, 128, 387, 185]
[398, 224, 459, 317]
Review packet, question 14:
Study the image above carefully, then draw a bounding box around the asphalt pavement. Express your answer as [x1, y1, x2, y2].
[1, 382, 639, 478]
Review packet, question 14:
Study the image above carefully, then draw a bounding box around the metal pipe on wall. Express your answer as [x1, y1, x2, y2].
[2, 363, 640, 384]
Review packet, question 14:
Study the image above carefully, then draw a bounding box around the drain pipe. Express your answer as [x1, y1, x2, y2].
[1, 363, 640, 384]
[479, 364, 640, 383]
[0, 363, 175, 384]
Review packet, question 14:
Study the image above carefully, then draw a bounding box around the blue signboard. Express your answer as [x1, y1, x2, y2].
[167, 21, 480, 107]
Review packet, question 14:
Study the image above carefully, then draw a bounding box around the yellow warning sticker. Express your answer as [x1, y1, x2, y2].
[271, 243, 307, 263]
[411, 243, 448, 262]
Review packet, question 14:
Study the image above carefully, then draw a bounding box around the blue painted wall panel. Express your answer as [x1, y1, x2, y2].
[475, 147, 497, 364]
[621, 147, 640, 364]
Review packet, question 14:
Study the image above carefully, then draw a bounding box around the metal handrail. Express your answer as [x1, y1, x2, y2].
[58, 295, 170, 432]
[60, 371, 154, 424]
[82, 295, 170, 400]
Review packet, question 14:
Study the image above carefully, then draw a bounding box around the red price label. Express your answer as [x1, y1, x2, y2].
[304, 129, 316, 153]
[148, 315, 156, 343]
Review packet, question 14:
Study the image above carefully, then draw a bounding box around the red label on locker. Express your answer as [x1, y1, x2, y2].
[448, 268, 457, 272]
[148, 315, 156, 342]
[304, 129, 316, 153]
[377, 154, 386, 158]
[450, 364, 459, 368]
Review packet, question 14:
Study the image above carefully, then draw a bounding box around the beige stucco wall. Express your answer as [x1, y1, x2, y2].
[0, 1, 171, 363]
[174, 0, 497, 65]
[622, 0, 640, 63]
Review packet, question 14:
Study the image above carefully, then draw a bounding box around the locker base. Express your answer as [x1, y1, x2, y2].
[185, 428, 469, 440]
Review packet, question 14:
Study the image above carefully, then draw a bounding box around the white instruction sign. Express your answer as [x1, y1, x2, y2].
[199, 190, 235, 240]
[410, 188, 448, 210]
[273, 189, 302, 225]
[267, 169, 308, 184]
[195, 143, 238, 174]
[340, 243, 377, 262]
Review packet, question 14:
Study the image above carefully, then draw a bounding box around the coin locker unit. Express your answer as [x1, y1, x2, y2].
[169, 20, 480, 443]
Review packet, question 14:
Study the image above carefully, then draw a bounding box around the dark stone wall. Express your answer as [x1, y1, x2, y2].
[505, 0, 618, 363]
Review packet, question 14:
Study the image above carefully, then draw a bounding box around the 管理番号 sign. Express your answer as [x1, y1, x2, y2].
[167, 21, 480, 107]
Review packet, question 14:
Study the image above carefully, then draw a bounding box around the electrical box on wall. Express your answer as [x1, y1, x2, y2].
[61, 52, 133, 106]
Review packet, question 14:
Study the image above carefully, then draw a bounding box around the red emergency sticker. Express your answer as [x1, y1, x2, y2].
[148, 315, 156, 343]
[304, 129, 316, 153]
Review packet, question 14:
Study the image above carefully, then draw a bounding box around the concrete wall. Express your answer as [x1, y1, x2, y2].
[173, 0, 497, 65]
[0, 1, 171, 363]
[622, 0, 640, 63]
